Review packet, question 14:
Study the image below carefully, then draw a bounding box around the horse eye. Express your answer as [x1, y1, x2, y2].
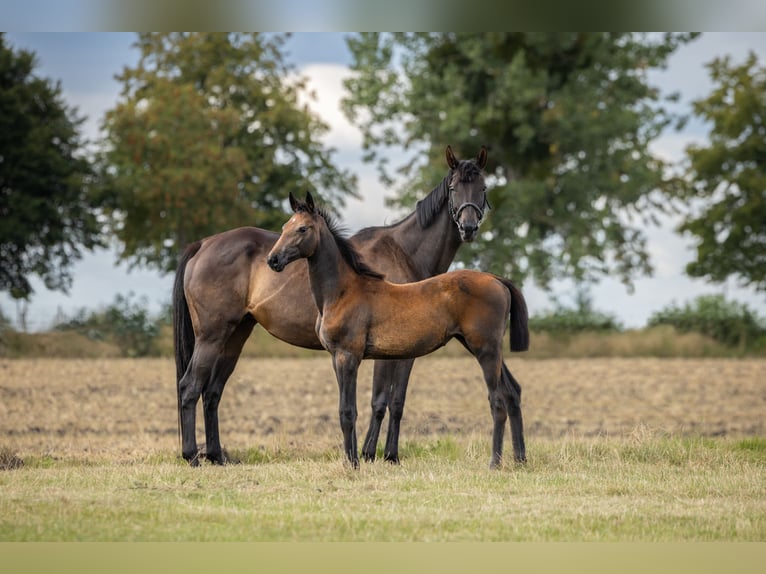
[297, 226, 308, 233]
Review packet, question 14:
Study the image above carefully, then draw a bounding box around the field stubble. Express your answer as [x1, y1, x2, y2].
[0, 356, 764, 541]
[0, 357, 763, 459]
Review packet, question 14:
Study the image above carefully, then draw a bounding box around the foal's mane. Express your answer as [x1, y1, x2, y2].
[416, 159, 485, 228]
[295, 201, 384, 280]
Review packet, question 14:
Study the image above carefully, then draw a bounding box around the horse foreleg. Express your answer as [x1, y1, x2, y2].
[362, 359, 415, 463]
[501, 362, 526, 463]
[332, 350, 361, 468]
[361, 361, 388, 462]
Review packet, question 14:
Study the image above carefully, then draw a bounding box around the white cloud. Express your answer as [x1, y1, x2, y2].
[295, 63, 363, 151]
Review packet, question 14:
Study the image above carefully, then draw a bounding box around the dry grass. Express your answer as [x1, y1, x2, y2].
[0, 356, 763, 460]
[0, 356, 763, 541]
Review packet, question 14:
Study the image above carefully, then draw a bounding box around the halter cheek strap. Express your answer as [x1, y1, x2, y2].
[449, 188, 491, 228]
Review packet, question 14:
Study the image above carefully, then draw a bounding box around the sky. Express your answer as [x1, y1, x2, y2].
[1, 32, 766, 331]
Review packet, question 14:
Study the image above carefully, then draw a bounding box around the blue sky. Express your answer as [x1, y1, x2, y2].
[2, 32, 766, 330]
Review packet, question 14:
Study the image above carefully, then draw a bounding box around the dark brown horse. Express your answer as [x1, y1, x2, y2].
[175, 146, 492, 465]
[267, 192, 529, 468]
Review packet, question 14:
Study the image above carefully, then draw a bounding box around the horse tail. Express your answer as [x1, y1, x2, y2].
[496, 276, 530, 352]
[174, 240, 202, 384]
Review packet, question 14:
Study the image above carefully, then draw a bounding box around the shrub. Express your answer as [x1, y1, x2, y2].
[647, 294, 766, 348]
[530, 289, 623, 334]
[53, 292, 163, 357]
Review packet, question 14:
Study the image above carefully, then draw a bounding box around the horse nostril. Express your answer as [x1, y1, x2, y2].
[267, 255, 279, 270]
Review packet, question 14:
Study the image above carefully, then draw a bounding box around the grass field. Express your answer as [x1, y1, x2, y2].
[0, 356, 764, 541]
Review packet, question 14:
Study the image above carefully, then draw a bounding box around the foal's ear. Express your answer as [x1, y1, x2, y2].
[446, 145, 459, 169]
[305, 191, 316, 213]
[477, 146, 488, 169]
[289, 191, 300, 213]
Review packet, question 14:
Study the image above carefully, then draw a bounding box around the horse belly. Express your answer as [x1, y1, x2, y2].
[365, 310, 451, 360]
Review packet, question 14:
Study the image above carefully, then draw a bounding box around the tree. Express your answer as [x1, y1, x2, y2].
[679, 52, 766, 292]
[0, 33, 103, 300]
[100, 33, 357, 272]
[342, 33, 696, 289]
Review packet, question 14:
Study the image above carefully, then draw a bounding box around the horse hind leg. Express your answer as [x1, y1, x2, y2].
[474, 349, 507, 469]
[500, 362, 526, 463]
[179, 341, 221, 465]
[202, 314, 256, 465]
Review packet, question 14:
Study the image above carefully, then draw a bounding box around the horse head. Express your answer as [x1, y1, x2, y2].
[445, 145, 490, 242]
[267, 192, 320, 272]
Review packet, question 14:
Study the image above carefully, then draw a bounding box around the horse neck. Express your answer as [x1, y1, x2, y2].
[391, 204, 462, 277]
[306, 225, 354, 312]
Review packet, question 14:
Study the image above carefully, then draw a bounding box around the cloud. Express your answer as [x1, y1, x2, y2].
[295, 63, 363, 151]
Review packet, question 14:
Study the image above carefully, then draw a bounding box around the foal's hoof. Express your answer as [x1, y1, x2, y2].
[182, 452, 200, 467]
[383, 453, 400, 465]
[362, 451, 376, 463]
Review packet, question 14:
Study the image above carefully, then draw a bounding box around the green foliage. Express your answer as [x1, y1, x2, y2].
[0, 33, 104, 299]
[648, 294, 766, 348]
[530, 288, 622, 333]
[100, 33, 357, 273]
[679, 52, 766, 292]
[53, 292, 163, 357]
[342, 32, 696, 289]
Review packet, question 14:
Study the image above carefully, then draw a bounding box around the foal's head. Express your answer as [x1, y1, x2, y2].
[267, 192, 384, 279]
[267, 192, 321, 272]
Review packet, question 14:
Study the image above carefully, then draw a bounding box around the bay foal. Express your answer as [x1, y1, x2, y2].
[267, 192, 529, 468]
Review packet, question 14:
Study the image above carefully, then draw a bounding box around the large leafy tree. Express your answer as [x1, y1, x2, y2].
[0, 33, 102, 300]
[342, 33, 696, 288]
[101, 33, 357, 272]
[679, 52, 766, 292]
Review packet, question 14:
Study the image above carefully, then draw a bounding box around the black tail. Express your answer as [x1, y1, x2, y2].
[173, 240, 202, 383]
[173, 240, 202, 452]
[496, 276, 529, 352]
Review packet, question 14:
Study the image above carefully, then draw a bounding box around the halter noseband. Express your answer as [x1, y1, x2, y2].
[448, 185, 491, 229]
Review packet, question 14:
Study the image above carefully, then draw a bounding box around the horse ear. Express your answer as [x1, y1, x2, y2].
[289, 192, 300, 213]
[305, 191, 315, 213]
[477, 146, 488, 169]
[446, 145, 459, 169]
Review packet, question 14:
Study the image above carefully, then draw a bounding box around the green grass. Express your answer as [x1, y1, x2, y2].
[1, 435, 763, 541]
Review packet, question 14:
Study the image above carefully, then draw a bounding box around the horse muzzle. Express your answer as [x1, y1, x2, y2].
[267, 254, 286, 272]
[458, 222, 479, 242]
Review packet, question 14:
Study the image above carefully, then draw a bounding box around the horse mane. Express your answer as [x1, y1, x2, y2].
[321, 207, 385, 279]
[294, 200, 385, 280]
[416, 159, 484, 228]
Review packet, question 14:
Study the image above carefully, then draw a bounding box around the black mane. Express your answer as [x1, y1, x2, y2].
[315, 205, 385, 280]
[415, 159, 484, 228]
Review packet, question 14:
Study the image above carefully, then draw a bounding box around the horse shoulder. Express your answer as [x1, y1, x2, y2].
[352, 235, 422, 283]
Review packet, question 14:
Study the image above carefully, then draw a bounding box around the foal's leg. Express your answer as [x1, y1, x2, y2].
[500, 362, 526, 463]
[332, 350, 361, 468]
[476, 351, 507, 469]
[362, 358, 415, 463]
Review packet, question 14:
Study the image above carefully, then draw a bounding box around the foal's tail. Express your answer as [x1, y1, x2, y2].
[496, 276, 530, 352]
[173, 240, 202, 384]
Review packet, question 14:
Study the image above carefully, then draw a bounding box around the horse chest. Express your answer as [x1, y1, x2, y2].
[315, 310, 366, 355]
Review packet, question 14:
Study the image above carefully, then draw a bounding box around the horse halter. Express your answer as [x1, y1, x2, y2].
[448, 184, 491, 229]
